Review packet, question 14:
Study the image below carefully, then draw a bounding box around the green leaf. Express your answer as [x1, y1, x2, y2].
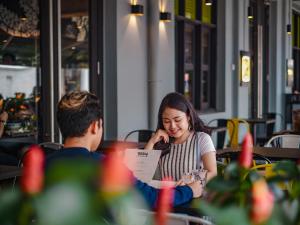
[35, 182, 102, 225]
[45, 159, 99, 187]
[0, 189, 22, 224]
[206, 176, 240, 192]
[196, 202, 250, 225]
[273, 161, 299, 178]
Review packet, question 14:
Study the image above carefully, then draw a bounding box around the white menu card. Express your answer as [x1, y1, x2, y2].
[123, 149, 161, 182]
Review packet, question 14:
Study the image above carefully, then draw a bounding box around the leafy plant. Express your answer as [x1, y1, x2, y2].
[194, 133, 300, 225]
[0, 146, 153, 225]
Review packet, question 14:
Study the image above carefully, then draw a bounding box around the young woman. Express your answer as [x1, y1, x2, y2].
[145, 92, 217, 182]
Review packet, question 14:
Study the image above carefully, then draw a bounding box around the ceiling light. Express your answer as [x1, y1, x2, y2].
[205, 0, 212, 6]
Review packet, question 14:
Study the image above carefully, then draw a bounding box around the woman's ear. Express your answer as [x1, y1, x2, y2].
[187, 115, 192, 130]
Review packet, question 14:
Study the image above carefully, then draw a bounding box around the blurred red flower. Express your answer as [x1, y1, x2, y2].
[20, 145, 45, 194]
[251, 179, 274, 224]
[155, 177, 174, 225]
[101, 144, 134, 194]
[238, 133, 253, 169]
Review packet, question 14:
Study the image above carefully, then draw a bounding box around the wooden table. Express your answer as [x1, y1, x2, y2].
[0, 165, 22, 181]
[98, 140, 146, 153]
[217, 147, 300, 160]
[0, 136, 36, 158]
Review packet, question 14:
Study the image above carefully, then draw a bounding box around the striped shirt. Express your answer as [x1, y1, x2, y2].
[158, 132, 215, 181]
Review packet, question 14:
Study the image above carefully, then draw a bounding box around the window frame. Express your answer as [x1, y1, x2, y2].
[175, 0, 217, 112]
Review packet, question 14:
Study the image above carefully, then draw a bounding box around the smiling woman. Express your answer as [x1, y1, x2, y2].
[145, 92, 217, 184]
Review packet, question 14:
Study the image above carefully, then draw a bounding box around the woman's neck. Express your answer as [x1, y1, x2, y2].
[174, 130, 193, 144]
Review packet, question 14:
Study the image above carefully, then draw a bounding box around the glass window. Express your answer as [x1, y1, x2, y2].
[0, 0, 40, 138]
[175, 0, 216, 112]
[60, 0, 90, 95]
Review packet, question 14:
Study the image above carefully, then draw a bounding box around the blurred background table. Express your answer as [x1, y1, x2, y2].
[217, 146, 300, 161]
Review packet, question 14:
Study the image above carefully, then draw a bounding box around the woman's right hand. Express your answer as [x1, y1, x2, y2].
[144, 129, 169, 150]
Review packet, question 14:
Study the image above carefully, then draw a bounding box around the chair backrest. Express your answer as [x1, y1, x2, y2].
[12, 142, 63, 189]
[207, 119, 234, 149]
[135, 209, 213, 225]
[124, 130, 155, 142]
[265, 134, 300, 148]
[39, 142, 64, 155]
[227, 118, 250, 148]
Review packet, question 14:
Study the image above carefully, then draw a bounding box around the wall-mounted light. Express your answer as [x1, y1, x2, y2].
[286, 59, 294, 87]
[205, 0, 212, 6]
[240, 51, 251, 86]
[20, 16, 27, 21]
[287, 24, 292, 35]
[131, 4, 144, 16]
[160, 11, 171, 22]
[248, 6, 253, 19]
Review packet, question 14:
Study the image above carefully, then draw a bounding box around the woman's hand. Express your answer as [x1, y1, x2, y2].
[176, 178, 203, 198]
[144, 129, 169, 150]
[175, 179, 185, 186]
[187, 181, 203, 198]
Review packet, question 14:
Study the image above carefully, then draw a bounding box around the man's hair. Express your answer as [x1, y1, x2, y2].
[57, 91, 102, 139]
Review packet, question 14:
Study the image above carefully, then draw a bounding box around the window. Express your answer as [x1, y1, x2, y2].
[175, 0, 217, 112]
[292, 11, 300, 92]
[0, 0, 40, 140]
[0, 0, 103, 142]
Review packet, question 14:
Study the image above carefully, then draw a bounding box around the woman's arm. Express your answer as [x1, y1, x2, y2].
[197, 133, 217, 181]
[202, 151, 217, 181]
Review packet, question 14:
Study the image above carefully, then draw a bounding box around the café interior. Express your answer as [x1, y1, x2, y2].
[0, 0, 300, 224]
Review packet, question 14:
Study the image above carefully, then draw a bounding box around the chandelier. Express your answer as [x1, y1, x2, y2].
[0, 0, 39, 38]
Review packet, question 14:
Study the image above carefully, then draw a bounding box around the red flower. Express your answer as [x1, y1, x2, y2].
[155, 178, 174, 225]
[251, 179, 274, 224]
[238, 133, 253, 168]
[101, 144, 134, 194]
[20, 145, 45, 194]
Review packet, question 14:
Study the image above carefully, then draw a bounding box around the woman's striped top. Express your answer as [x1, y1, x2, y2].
[158, 132, 215, 181]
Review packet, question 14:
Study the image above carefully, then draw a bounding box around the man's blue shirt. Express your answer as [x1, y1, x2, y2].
[46, 147, 193, 208]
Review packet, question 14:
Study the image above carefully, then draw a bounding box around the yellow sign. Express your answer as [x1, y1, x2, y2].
[241, 54, 251, 84]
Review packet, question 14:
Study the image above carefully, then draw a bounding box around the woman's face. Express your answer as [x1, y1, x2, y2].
[162, 107, 190, 139]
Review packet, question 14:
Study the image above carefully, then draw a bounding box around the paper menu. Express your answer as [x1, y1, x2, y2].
[123, 149, 161, 182]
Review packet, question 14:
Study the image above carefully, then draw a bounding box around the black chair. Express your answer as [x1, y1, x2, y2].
[124, 130, 155, 142]
[11, 142, 63, 189]
[39, 142, 63, 155]
[207, 119, 235, 149]
[217, 151, 271, 165]
[256, 113, 281, 146]
[0, 152, 18, 166]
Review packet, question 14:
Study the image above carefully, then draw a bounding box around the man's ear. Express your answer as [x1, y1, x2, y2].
[98, 118, 102, 128]
[91, 119, 102, 134]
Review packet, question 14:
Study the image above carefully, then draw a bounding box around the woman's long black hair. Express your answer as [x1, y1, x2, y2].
[157, 92, 211, 135]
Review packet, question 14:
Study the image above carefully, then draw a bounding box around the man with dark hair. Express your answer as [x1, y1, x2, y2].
[47, 91, 202, 208]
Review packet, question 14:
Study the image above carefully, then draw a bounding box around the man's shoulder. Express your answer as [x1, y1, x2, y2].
[46, 147, 104, 167]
